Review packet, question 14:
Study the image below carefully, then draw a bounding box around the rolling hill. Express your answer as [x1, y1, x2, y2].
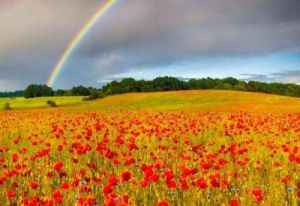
[1, 90, 300, 112]
[70, 90, 300, 113]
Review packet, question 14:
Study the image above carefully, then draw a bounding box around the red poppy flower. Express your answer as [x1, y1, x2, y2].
[6, 190, 16, 198]
[52, 190, 63, 204]
[157, 200, 169, 206]
[280, 176, 290, 184]
[150, 173, 160, 182]
[229, 199, 240, 206]
[103, 185, 113, 195]
[251, 188, 264, 202]
[53, 161, 64, 171]
[195, 177, 208, 189]
[140, 179, 149, 188]
[60, 182, 70, 190]
[121, 171, 131, 182]
[108, 175, 118, 186]
[30, 181, 39, 189]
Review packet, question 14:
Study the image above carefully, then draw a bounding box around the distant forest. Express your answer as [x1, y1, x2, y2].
[0, 90, 24, 98]
[1, 77, 300, 99]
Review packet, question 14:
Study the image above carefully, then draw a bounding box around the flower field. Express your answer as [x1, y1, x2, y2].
[1, 109, 300, 205]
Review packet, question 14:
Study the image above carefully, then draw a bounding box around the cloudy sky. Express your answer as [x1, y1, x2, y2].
[0, 0, 300, 90]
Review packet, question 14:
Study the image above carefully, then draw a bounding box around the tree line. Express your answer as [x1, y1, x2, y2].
[0, 90, 24, 98]
[101, 77, 300, 97]
[1, 76, 300, 99]
[22, 85, 96, 98]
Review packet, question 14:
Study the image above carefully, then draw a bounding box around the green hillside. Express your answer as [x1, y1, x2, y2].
[70, 90, 300, 113]
[0, 96, 83, 110]
[1, 90, 300, 112]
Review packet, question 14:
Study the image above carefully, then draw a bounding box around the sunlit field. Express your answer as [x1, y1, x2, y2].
[70, 90, 300, 113]
[0, 97, 84, 110]
[1, 91, 300, 206]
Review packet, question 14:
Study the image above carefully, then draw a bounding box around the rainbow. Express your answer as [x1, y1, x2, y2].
[47, 0, 117, 87]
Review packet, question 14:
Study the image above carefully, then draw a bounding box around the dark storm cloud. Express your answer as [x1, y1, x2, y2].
[0, 0, 300, 90]
[82, 0, 300, 56]
[77, 0, 300, 81]
[0, 0, 104, 90]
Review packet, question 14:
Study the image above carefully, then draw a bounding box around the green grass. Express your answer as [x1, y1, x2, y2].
[0, 96, 84, 110]
[1, 90, 300, 112]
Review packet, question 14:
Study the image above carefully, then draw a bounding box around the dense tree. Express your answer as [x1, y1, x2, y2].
[188, 78, 217, 89]
[223, 77, 239, 86]
[0, 90, 24, 98]
[152, 76, 188, 91]
[120, 78, 139, 92]
[70, 85, 91, 96]
[136, 80, 153, 92]
[24, 84, 53, 98]
[101, 77, 300, 98]
[54, 89, 67, 96]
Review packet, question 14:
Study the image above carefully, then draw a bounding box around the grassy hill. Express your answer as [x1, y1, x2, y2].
[1, 90, 300, 112]
[0, 96, 83, 110]
[70, 90, 300, 113]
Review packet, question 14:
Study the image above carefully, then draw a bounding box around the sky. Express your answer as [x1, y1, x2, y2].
[0, 0, 300, 91]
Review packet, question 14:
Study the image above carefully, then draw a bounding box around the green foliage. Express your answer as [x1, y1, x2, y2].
[24, 84, 53, 98]
[0, 90, 24, 98]
[152, 76, 188, 91]
[3, 76, 300, 101]
[4, 102, 11, 110]
[188, 78, 218, 89]
[101, 76, 300, 98]
[82, 90, 105, 101]
[46, 100, 57, 107]
[102, 76, 188, 95]
[54, 89, 67, 96]
[223, 77, 239, 86]
[70, 85, 91, 96]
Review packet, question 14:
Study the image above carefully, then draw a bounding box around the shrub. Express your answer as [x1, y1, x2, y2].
[46, 100, 57, 107]
[82, 91, 105, 101]
[4, 103, 11, 110]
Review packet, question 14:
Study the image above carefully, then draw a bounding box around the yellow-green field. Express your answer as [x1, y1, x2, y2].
[1, 90, 300, 112]
[69, 90, 300, 113]
[0, 96, 84, 110]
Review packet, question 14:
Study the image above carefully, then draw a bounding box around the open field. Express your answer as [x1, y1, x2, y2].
[2, 90, 300, 112]
[70, 90, 300, 113]
[0, 96, 84, 110]
[0, 91, 300, 206]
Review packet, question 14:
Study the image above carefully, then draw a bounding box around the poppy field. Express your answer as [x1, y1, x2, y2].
[1, 105, 300, 206]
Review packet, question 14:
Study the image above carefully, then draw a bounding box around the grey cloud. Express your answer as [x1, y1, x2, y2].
[0, 0, 105, 89]
[242, 70, 300, 84]
[81, 0, 300, 56]
[0, 0, 103, 57]
[75, 0, 300, 80]
[1, 0, 300, 89]
[0, 79, 21, 91]
[241, 74, 274, 82]
[272, 70, 300, 83]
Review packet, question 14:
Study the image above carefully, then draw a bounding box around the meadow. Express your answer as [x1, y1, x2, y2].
[0, 96, 84, 110]
[70, 90, 300, 113]
[0, 90, 300, 206]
